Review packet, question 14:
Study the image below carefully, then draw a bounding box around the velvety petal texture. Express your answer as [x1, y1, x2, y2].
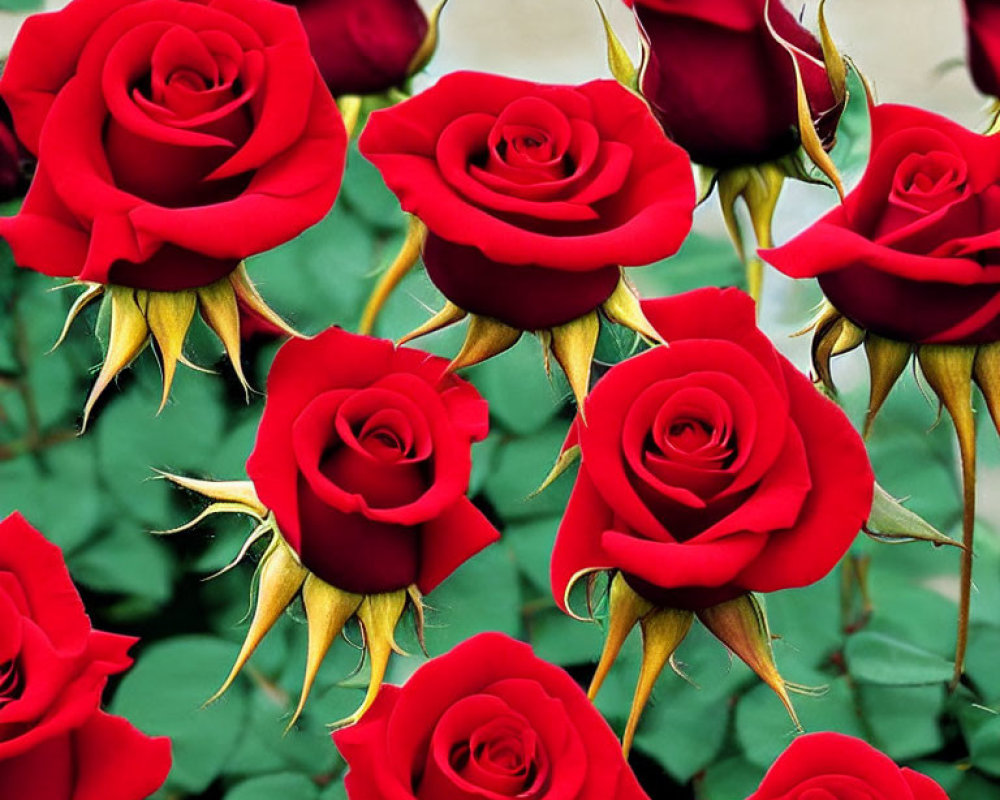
[246, 328, 499, 595]
[747, 732, 950, 800]
[0, 513, 171, 800]
[551, 288, 873, 611]
[628, 0, 843, 167]
[0, 0, 347, 290]
[763, 103, 1000, 344]
[359, 71, 695, 329]
[333, 633, 650, 800]
[290, 0, 427, 97]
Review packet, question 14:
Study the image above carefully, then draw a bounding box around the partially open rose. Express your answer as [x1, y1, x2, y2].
[333, 633, 650, 800]
[551, 288, 873, 611]
[0, 512, 171, 800]
[247, 327, 499, 595]
[964, 0, 1000, 98]
[0, 0, 346, 291]
[749, 732, 949, 800]
[360, 71, 694, 330]
[764, 104, 1000, 344]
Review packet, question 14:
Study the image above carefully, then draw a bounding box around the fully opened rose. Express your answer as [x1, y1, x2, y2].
[333, 633, 650, 800]
[763, 102, 1000, 687]
[748, 732, 949, 800]
[550, 288, 873, 751]
[0, 513, 171, 800]
[162, 327, 501, 726]
[0, 0, 347, 419]
[357, 70, 695, 407]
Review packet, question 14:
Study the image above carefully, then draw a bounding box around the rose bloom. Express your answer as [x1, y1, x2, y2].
[0, 512, 171, 800]
[0, 102, 31, 203]
[764, 104, 1000, 344]
[291, 0, 427, 97]
[748, 732, 948, 800]
[333, 633, 650, 800]
[359, 71, 694, 330]
[551, 288, 874, 611]
[0, 0, 346, 291]
[624, 0, 843, 168]
[964, 0, 1000, 97]
[246, 327, 500, 595]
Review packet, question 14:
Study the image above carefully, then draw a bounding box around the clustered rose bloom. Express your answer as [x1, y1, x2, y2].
[551, 288, 874, 610]
[247, 327, 500, 594]
[0, 513, 171, 799]
[749, 732, 949, 800]
[963, 0, 1000, 97]
[359, 71, 695, 330]
[764, 104, 1000, 344]
[625, 0, 843, 168]
[333, 633, 650, 800]
[0, 0, 346, 292]
[291, 0, 427, 97]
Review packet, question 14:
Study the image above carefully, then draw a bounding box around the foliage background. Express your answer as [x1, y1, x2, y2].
[2, 0, 1000, 799]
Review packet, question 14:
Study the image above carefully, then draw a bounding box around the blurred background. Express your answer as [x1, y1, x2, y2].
[1, 2, 999, 799]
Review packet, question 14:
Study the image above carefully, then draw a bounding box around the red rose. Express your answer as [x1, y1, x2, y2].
[290, 0, 428, 97]
[0, 102, 31, 203]
[551, 288, 873, 611]
[0, 512, 171, 800]
[247, 327, 500, 595]
[359, 71, 694, 330]
[333, 632, 650, 800]
[0, 0, 346, 292]
[748, 732, 949, 800]
[964, 0, 1000, 97]
[763, 104, 1000, 344]
[625, 0, 843, 168]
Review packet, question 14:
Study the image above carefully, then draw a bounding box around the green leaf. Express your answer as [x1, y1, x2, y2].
[970, 715, 1000, 778]
[69, 523, 174, 602]
[845, 631, 954, 685]
[423, 543, 520, 654]
[225, 773, 320, 800]
[698, 756, 766, 800]
[858, 684, 945, 760]
[466, 336, 564, 435]
[483, 422, 573, 522]
[110, 635, 250, 793]
[735, 678, 865, 768]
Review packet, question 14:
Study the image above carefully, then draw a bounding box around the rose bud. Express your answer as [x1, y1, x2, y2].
[160, 327, 500, 727]
[749, 732, 949, 800]
[762, 103, 1000, 686]
[0, 512, 172, 800]
[0, 0, 347, 422]
[618, 0, 847, 302]
[333, 633, 650, 800]
[357, 70, 695, 408]
[548, 288, 874, 753]
[290, 0, 429, 98]
[963, 0, 1000, 98]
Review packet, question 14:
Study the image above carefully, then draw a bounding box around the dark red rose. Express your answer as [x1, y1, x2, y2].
[291, 0, 427, 97]
[763, 104, 1000, 345]
[0, 101, 32, 203]
[964, 0, 1000, 97]
[0, 512, 171, 800]
[333, 632, 650, 800]
[359, 71, 694, 330]
[748, 732, 949, 800]
[551, 288, 873, 611]
[0, 0, 346, 292]
[625, 0, 843, 168]
[246, 327, 500, 595]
